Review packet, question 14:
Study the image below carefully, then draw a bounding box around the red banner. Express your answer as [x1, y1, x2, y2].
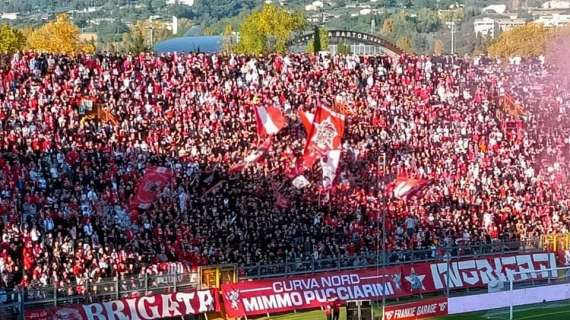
[384, 297, 448, 320]
[131, 167, 173, 209]
[24, 290, 219, 320]
[222, 266, 407, 317]
[222, 252, 557, 317]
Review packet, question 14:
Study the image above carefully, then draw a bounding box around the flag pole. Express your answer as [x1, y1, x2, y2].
[381, 152, 387, 320]
[375, 154, 381, 319]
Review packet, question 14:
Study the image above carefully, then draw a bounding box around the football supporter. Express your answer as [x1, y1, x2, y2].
[0, 52, 568, 298]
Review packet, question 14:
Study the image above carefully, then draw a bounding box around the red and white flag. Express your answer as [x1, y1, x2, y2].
[229, 138, 272, 174]
[302, 106, 345, 168]
[386, 177, 432, 200]
[298, 109, 314, 134]
[320, 149, 341, 189]
[255, 106, 286, 137]
[131, 167, 173, 209]
[299, 108, 343, 187]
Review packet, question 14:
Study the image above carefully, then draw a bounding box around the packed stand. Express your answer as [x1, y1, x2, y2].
[0, 52, 569, 297]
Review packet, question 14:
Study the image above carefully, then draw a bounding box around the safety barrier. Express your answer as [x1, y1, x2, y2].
[239, 238, 542, 279]
[0, 237, 543, 319]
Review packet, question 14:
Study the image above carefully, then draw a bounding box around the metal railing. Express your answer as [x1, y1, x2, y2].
[0, 237, 544, 319]
[239, 238, 542, 279]
[23, 271, 200, 306]
[0, 271, 201, 320]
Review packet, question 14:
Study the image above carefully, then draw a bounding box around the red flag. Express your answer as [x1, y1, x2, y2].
[229, 138, 272, 174]
[202, 180, 226, 199]
[298, 109, 314, 134]
[255, 106, 286, 138]
[132, 167, 173, 209]
[386, 177, 432, 200]
[302, 106, 345, 168]
[275, 192, 290, 209]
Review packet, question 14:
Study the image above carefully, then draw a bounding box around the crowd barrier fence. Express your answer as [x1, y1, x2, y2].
[0, 237, 546, 319]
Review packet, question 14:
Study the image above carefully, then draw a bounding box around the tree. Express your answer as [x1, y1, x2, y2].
[121, 20, 173, 53]
[192, 0, 256, 21]
[176, 18, 194, 36]
[433, 38, 445, 56]
[27, 14, 92, 54]
[122, 21, 149, 54]
[412, 33, 430, 53]
[222, 24, 235, 54]
[382, 18, 395, 34]
[307, 27, 329, 53]
[440, 8, 465, 23]
[336, 42, 351, 55]
[97, 19, 130, 44]
[235, 4, 305, 54]
[313, 25, 321, 53]
[397, 36, 413, 53]
[415, 8, 441, 33]
[487, 23, 550, 58]
[319, 28, 329, 51]
[0, 23, 26, 53]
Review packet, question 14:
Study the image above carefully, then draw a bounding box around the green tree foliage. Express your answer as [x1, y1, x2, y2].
[222, 24, 235, 54]
[97, 19, 129, 44]
[326, 13, 380, 34]
[313, 25, 322, 53]
[376, 9, 446, 55]
[235, 4, 305, 55]
[120, 19, 177, 52]
[192, 0, 256, 21]
[412, 33, 429, 53]
[201, 12, 245, 36]
[168, 3, 193, 19]
[440, 7, 465, 23]
[488, 23, 550, 58]
[0, 23, 26, 53]
[174, 18, 193, 36]
[415, 9, 441, 33]
[122, 21, 149, 54]
[336, 42, 351, 55]
[306, 27, 329, 53]
[397, 36, 413, 52]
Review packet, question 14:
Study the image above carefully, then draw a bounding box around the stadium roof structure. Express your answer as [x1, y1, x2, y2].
[154, 36, 222, 53]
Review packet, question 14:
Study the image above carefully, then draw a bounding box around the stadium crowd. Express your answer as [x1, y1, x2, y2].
[0, 51, 569, 296]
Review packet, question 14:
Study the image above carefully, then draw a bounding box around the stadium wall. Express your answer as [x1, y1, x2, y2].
[448, 281, 570, 314]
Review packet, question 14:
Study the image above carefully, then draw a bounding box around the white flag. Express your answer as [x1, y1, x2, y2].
[292, 175, 310, 189]
[320, 149, 341, 189]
